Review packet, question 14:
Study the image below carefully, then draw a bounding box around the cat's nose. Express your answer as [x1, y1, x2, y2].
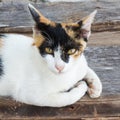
[55, 64, 64, 72]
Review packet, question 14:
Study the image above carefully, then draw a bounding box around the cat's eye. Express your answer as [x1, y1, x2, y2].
[67, 49, 76, 55]
[45, 47, 53, 54]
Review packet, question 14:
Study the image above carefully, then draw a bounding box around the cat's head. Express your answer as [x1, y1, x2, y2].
[28, 4, 97, 74]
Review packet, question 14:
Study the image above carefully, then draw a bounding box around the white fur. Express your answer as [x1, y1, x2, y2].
[44, 46, 80, 74]
[0, 34, 102, 107]
[84, 67, 102, 98]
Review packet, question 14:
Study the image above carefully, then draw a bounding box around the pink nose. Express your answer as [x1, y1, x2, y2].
[55, 65, 64, 72]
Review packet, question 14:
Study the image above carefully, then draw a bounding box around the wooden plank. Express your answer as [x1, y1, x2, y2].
[0, 26, 32, 33]
[1, 22, 120, 33]
[0, 0, 120, 32]
[0, 98, 120, 119]
[89, 31, 120, 46]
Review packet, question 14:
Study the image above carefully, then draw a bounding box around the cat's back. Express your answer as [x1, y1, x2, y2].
[0, 34, 33, 50]
[0, 34, 34, 56]
[0, 34, 35, 80]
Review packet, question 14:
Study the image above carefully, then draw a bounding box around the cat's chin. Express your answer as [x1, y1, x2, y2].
[57, 71, 65, 74]
[51, 70, 67, 75]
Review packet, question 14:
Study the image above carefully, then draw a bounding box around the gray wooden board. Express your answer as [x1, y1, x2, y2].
[0, 0, 120, 32]
[85, 46, 120, 98]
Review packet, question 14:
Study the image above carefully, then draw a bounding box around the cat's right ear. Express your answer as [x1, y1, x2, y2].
[28, 4, 53, 47]
[28, 4, 51, 25]
[77, 10, 97, 39]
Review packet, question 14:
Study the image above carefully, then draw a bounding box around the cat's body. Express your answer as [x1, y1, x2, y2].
[0, 34, 88, 106]
[0, 4, 102, 107]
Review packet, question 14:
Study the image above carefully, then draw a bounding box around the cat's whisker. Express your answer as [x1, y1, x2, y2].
[41, 30, 53, 42]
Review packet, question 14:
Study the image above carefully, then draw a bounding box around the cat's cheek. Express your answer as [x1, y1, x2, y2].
[62, 55, 81, 73]
[62, 57, 75, 72]
[43, 55, 58, 73]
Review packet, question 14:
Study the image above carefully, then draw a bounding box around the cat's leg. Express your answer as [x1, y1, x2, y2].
[42, 81, 88, 107]
[84, 67, 102, 98]
[22, 81, 88, 107]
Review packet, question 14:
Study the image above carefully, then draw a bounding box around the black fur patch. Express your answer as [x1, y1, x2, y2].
[28, 5, 40, 24]
[0, 58, 3, 76]
[0, 34, 5, 77]
[66, 22, 88, 42]
[38, 23, 80, 63]
[0, 34, 5, 37]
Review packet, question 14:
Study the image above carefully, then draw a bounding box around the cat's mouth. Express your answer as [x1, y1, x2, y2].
[58, 71, 64, 74]
[52, 69, 65, 75]
[56, 68, 68, 74]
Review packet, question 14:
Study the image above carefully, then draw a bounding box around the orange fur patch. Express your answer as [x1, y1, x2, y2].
[61, 23, 79, 39]
[49, 21, 56, 27]
[39, 13, 56, 27]
[71, 50, 82, 59]
[61, 23, 87, 59]
[77, 38, 87, 50]
[32, 22, 57, 47]
[33, 33, 45, 47]
[62, 23, 79, 28]
[71, 39, 87, 59]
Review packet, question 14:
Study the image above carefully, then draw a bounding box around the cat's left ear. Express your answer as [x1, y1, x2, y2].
[78, 10, 97, 39]
[28, 4, 52, 26]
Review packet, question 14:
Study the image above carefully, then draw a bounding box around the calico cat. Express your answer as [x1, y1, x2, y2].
[0, 4, 102, 107]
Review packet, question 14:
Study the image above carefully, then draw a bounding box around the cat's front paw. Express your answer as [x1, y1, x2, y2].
[87, 82, 102, 98]
[77, 81, 88, 92]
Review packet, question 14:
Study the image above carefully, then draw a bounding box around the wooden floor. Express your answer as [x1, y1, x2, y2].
[0, 0, 120, 119]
